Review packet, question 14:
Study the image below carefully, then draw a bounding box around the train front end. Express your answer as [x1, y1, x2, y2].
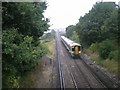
[71, 44, 81, 58]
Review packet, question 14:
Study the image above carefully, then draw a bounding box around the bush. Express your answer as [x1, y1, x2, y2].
[98, 40, 116, 59]
[3, 75, 20, 88]
[2, 29, 46, 88]
[108, 49, 119, 61]
[89, 43, 99, 53]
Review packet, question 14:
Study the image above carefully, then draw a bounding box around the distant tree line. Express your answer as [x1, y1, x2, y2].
[66, 2, 119, 60]
[2, 2, 49, 88]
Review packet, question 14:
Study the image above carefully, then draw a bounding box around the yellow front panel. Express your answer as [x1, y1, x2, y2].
[75, 46, 79, 54]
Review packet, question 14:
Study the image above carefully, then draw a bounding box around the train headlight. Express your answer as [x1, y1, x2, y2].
[79, 51, 81, 53]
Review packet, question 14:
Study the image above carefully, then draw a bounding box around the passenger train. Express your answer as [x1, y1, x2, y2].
[61, 36, 81, 58]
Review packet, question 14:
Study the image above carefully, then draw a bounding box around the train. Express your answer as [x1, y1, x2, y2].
[61, 36, 81, 58]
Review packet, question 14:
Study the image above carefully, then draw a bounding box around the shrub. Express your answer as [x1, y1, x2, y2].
[3, 75, 20, 88]
[2, 29, 46, 88]
[98, 39, 116, 59]
[108, 49, 119, 61]
[89, 43, 99, 53]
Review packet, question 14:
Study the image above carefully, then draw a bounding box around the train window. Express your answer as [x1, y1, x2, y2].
[78, 46, 80, 51]
[72, 46, 75, 51]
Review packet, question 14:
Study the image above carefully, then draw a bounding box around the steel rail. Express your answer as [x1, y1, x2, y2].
[60, 35, 90, 89]
[60, 34, 78, 89]
[56, 36, 65, 89]
[58, 52, 65, 89]
[66, 60, 78, 89]
[74, 60, 92, 88]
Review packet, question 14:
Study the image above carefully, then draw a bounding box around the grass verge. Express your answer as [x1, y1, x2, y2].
[43, 39, 55, 56]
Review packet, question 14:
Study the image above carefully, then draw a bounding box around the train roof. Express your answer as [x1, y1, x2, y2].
[61, 36, 81, 46]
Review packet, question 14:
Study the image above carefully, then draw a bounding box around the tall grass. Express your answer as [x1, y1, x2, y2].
[43, 39, 55, 56]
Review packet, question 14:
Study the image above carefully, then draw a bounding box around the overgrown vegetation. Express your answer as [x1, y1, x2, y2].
[86, 48, 119, 75]
[43, 39, 55, 56]
[41, 30, 56, 56]
[90, 40, 118, 59]
[2, 2, 49, 88]
[19, 30, 55, 88]
[66, 2, 119, 76]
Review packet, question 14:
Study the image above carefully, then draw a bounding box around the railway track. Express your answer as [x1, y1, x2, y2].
[65, 55, 78, 89]
[74, 59, 105, 88]
[60, 39, 104, 88]
[73, 60, 93, 88]
[67, 53, 104, 88]
[57, 52, 65, 89]
[60, 35, 119, 88]
[58, 34, 103, 88]
[56, 37, 65, 89]
[61, 43, 96, 88]
[80, 54, 120, 88]
[56, 33, 119, 88]
[56, 33, 79, 89]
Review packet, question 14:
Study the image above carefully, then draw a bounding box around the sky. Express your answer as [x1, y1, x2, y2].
[43, 0, 119, 30]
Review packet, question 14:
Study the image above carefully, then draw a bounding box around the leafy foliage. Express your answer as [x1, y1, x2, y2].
[70, 31, 80, 43]
[2, 2, 49, 88]
[2, 2, 49, 40]
[66, 2, 118, 47]
[66, 25, 75, 38]
[2, 29, 47, 88]
[66, 2, 119, 60]
[89, 39, 118, 60]
[108, 49, 119, 61]
[66, 2, 119, 77]
[89, 43, 99, 53]
[98, 40, 116, 59]
[101, 9, 118, 40]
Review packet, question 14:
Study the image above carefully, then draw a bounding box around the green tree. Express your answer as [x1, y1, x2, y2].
[2, 29, 46, 88]
[2, 2, 49, 88]
[75, 2, 117, 46]
[101, 8, 118, 40]
[66, 25, 74, 38]
[2, 2, 49, 41]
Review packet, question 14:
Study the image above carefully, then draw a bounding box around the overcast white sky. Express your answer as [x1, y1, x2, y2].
[43, 0, 119, 29]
